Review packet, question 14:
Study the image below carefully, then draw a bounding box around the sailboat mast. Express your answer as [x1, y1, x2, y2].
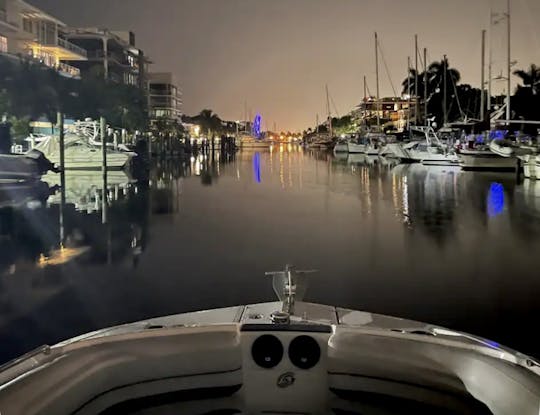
[363, 75, 368, 128]
[325, 84, 333, 138]
[407, 56, 411, 130]
[244, 101, 248, 132]
[375, 32, 380, 128]
[443, 55, 447, 125]
[423, 47, 428, 126]
[414, 34, 419, 125]
[481, 29, 486, 121]
[506, 0, 511, 122]
[488, 8, 493, 115]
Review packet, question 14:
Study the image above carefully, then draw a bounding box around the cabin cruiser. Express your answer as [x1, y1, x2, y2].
[385, 127, 458, 166]
[306, 134, 334, 150]
[333, 138, 349, 153]
[238, 134, 271, 149]
[457, 146, 517, 171]
[364, 133, 386, 155]
[34, 135, 135, 170]
[0, 264, 537, 415]
[346, 139, 366, 153]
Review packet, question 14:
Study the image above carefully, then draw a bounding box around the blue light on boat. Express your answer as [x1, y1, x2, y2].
[488, 130, 506, 141]
[253, 152, 261, 183]
[487, 182, 504, 217]
[486, 340, 500, 349]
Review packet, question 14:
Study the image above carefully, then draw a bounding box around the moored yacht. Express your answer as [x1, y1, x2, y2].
[238, 134, 271, 149]
[0, 265, 537, 414]
[457, 145, 517, 171]
[34, 135, 135, 170]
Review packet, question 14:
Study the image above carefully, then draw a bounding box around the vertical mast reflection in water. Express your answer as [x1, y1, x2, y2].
[487, 182, 505, 218]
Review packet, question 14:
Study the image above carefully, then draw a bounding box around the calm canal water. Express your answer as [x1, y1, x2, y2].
[1, 145, 539, 362]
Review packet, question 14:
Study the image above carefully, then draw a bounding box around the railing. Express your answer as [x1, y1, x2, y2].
[57, 37, 87, 58]
[56, 62, 80, 78]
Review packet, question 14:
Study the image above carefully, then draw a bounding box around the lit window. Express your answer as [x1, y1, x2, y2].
[0, 36, 7, 53]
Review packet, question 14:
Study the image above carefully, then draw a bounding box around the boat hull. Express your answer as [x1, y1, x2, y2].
[333, 143, 349, 153]
[386, 143, 412, 160]
[458, 150, 518, 171]
[347, 142, 366, 153]
[0, 301, 537, 415]
[421, 157, 460, 167]
[46, 153, 132, 170]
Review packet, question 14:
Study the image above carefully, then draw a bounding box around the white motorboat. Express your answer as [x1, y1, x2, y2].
[346, 141, 366, 153]
[404, 127, 459, 166]
[364, 133, 386, 155]
[239, 135, 271, 149]
[0, 265, 537, 415]
[333, 139, 349, 153]
[457, 147, 518, 171]
[404, 142, 459, 166]
[385, 141, 417, 160]
[34, 135, 135, 170]
[0, 149, 57, 182]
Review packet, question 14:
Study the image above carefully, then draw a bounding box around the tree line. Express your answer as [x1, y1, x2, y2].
[0, 56, 148, 137]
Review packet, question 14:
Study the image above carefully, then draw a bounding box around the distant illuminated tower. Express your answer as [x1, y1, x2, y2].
[252, 113, 262, 139]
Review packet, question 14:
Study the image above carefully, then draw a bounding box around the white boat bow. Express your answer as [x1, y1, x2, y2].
[0, 265, 538, 415]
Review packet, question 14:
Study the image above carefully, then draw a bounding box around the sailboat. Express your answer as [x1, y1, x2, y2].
[0, 265, 537, 414]
[458, 1, 522, 171]
[309, 86, 335, 150]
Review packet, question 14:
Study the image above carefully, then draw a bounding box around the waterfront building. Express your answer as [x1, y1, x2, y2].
[0, 0, 87, 78]
[63, 28, 150, 90]
[354, 96, 414, 132]
[147, 72, 182, 126]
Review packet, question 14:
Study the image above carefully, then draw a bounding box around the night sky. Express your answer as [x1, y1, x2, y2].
[30, 0, 540, 131]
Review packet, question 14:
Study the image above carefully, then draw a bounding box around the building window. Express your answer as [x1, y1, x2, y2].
[0, 36, 7, 53]
[127, 54, 135, 67]
[22, 17, 33, 33]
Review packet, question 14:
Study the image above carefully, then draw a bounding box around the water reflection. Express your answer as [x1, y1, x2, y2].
[1, 149, 540, 362]
[487, 183, 505, 218]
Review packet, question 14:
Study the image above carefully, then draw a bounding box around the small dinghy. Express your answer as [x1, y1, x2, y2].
[0, 265, 538, 414]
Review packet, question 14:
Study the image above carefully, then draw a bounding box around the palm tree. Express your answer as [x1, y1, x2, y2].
[512, 64, 540, 127]
[197, 109, 222, 138]
[513, 64, 540, 95]
[401, 59, 462, 126]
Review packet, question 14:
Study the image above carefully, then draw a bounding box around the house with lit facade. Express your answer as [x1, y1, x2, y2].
[0, 0, 86, 78]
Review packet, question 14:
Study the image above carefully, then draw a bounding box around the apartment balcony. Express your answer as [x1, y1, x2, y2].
[56, 61, 81, 78]
[29, 37, 87, 60]
[57, 37, 87, 58]
[86, 50, 139, 70]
